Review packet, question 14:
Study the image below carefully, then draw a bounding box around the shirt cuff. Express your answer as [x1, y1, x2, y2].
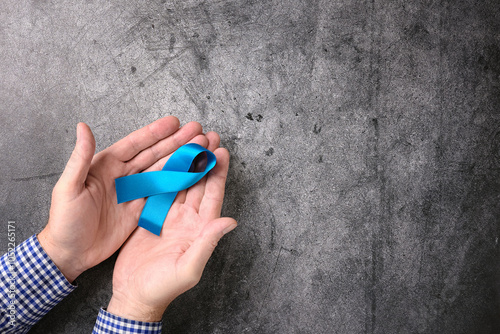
[93, 308, 162, 334]
[0, 234, 77, 332]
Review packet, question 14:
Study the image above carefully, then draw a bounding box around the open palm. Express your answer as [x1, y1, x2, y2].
[108, 146, 236, 321]
[38, 116, 209, 282]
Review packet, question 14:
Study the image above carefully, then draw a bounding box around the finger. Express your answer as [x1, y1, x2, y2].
[125, 122, 204, 175]
[109, 116, 180, 162]
[141, 134, 208, 173]
[184, 173, 206, 212]
[59, 123, 96, 192]
[205, 131, 220, 152]
[179, 217, 237, 282]
[198, 148, 230, 220]
[174, 189, 187, 205]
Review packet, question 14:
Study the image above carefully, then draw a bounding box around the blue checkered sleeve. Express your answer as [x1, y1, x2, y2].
[0, 234, 77, 333]
[93, 308, 162, 334]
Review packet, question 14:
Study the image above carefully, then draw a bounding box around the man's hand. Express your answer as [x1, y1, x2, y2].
[107, 133, 237, 322]
[38, 116, 208, 282]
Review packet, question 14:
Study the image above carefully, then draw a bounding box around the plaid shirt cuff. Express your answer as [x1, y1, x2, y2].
[93, 308, 162, 334]
[0, 234, 77, 333]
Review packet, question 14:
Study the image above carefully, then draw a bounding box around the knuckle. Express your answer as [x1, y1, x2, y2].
[208, 238, 219, 250]
[201, 231, 220, 250]
[182, 269, 201, 289]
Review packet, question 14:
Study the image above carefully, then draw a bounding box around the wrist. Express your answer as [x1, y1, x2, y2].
[107, 292, 165, 322]
[37, 228, 83, 283]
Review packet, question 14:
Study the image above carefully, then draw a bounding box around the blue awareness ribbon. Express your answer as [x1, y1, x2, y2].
[114, 143, 216, 236]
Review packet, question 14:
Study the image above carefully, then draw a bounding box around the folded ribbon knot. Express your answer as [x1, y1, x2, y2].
[115, 143, 216, 236]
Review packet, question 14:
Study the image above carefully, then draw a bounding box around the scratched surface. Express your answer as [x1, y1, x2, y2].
[0, 1, 499, 333]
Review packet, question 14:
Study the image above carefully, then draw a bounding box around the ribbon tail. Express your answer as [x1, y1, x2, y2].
[138, 192, 178, 236]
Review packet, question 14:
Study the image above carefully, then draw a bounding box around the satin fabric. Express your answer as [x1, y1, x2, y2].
[115, 143, 216, 235]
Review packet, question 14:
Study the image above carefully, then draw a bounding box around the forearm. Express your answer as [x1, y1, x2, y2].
[0, 235, 76, 333]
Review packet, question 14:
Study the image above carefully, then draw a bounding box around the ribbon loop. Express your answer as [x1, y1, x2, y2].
[115, 143, 216, 236]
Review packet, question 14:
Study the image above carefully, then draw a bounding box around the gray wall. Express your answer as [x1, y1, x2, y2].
[1, 1, 499, 333]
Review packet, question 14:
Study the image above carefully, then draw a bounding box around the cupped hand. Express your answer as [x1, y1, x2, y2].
[38, 116, 208, 282]
[107, 134, 237, 322]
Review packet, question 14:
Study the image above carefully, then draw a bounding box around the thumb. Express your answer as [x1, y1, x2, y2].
[180, 217, 237, 281]
[59, 122, 96, 191]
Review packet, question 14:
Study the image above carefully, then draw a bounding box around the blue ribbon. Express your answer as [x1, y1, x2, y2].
[115, 143, 216, 236]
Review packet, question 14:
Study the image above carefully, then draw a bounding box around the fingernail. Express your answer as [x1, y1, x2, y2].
[76, 123, 81, 141]
[223, 224, 237, 235]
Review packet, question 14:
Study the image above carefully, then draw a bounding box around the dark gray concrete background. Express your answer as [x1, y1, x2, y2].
[0, 0, 499, 333]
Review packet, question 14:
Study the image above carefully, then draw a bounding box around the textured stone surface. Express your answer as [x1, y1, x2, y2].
[0, 1, 499, 333]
